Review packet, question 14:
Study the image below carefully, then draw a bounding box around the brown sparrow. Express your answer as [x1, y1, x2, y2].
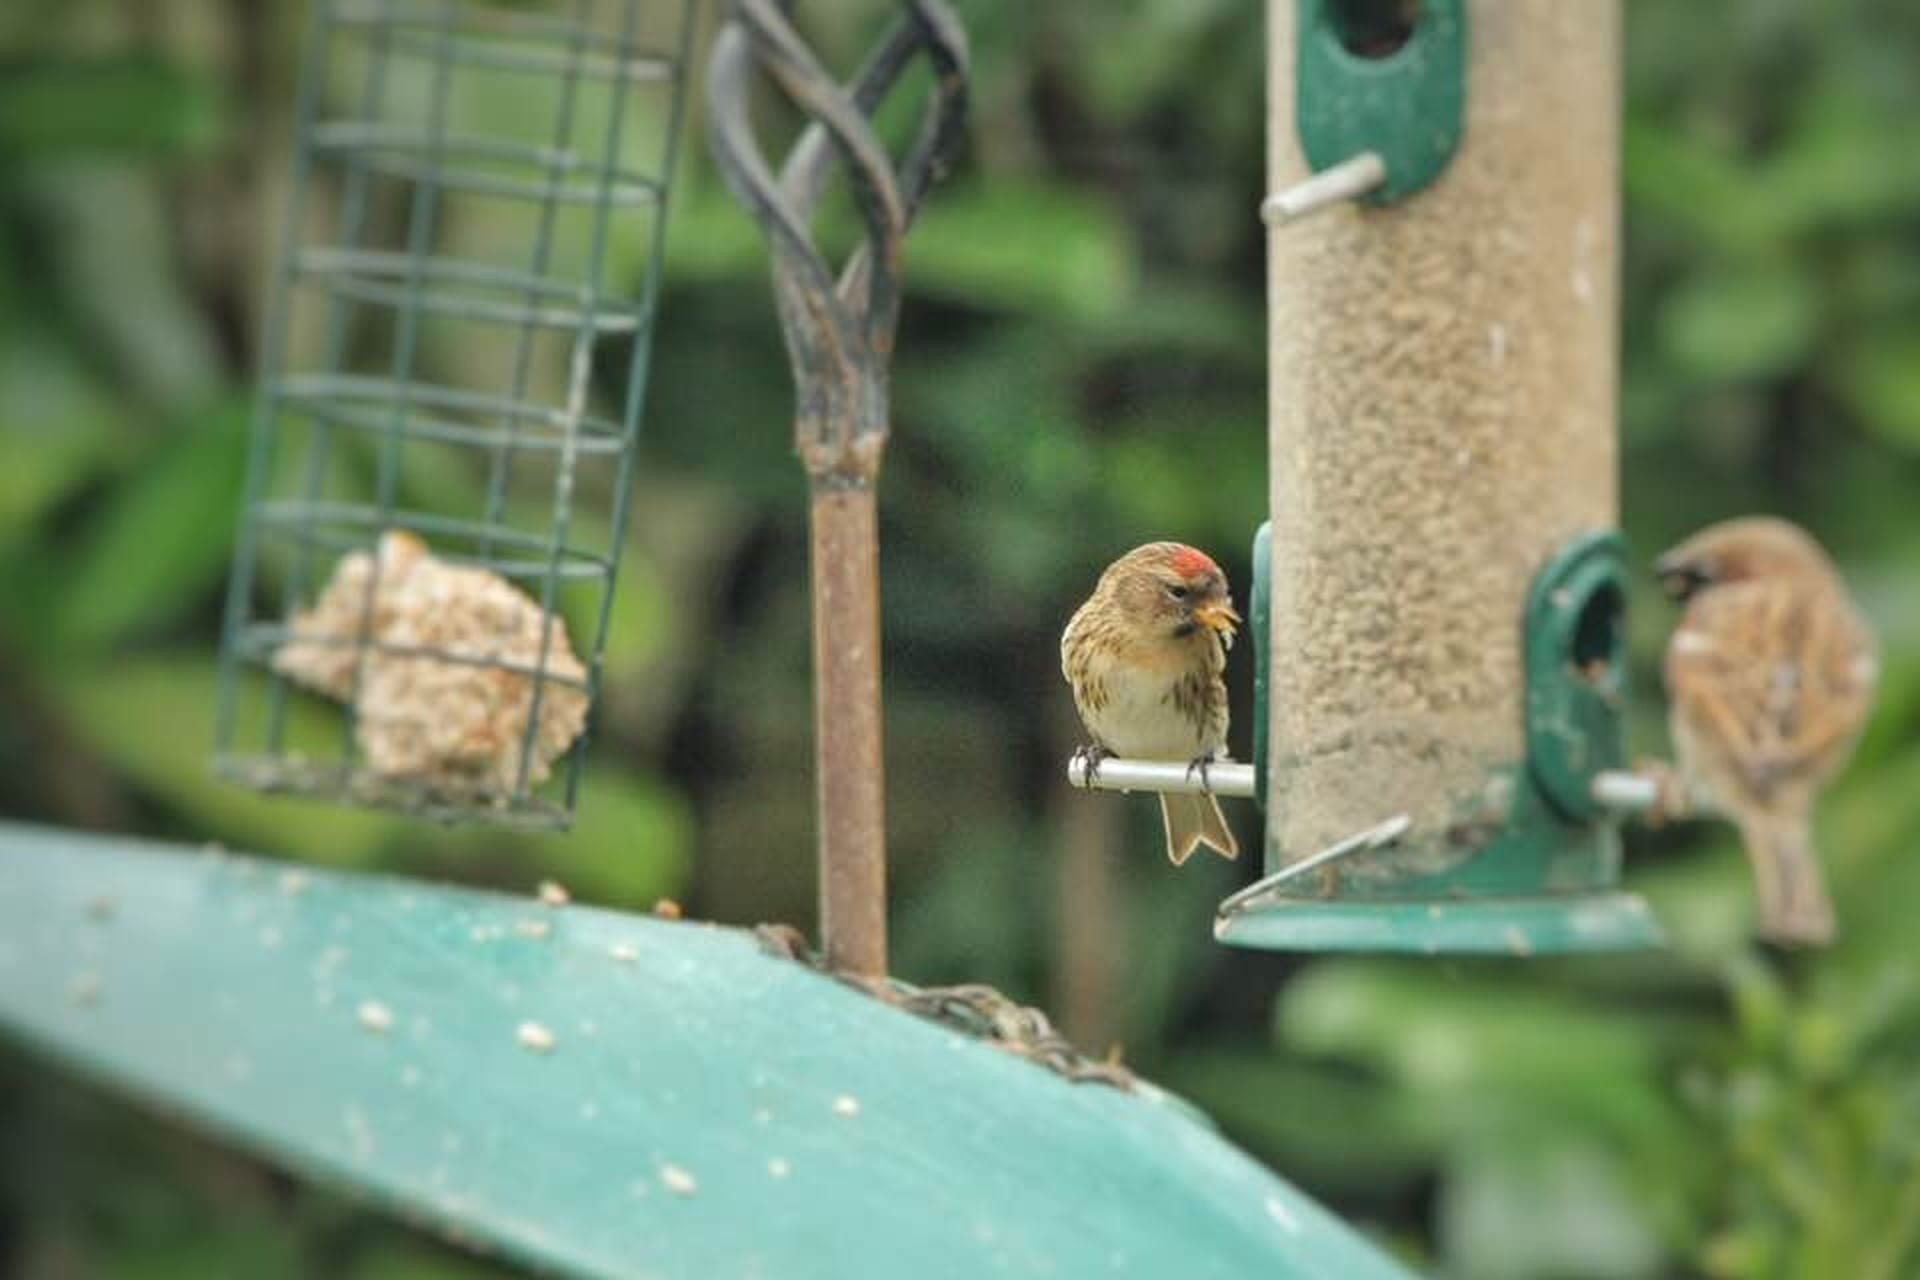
[1658, 517, 1877, 945]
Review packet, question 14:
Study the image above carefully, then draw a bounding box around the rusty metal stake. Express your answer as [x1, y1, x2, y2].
[808, 486, 886, 972]
[708, 0, 968, 976]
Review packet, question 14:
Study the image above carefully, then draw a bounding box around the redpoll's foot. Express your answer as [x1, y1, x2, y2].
[1185, 753, 1222, 793]
[1072, 743, 1111, 786]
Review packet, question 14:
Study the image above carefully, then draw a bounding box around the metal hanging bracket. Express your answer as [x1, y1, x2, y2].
[707, 0, 968, 978]
[707, 0, 968, 487]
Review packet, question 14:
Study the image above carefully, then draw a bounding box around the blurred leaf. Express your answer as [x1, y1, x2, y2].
[1847, 611, 1920, 769]
[91, 1221, 300, 1280]
[664, 177, 1134, 318]
[54, 400, 248, 648]
[33, 165, 227, 408]
[1836, 328, 1920, 450]
[1279, 961, 1688, 1145]
[349, 1242, 512, 1280]
[1658, 264, 1818, 382]
[45, 652, 692, 903]
[1101, 424, 1265, 545]
[1072, 281, 1257, 356]
[0, 60, 223, 158]
[657, 183, 780, 284]
[1113, 835, 1236, 1050]
[47, 656, 400, 865]
[1763, 90, 1920, 233]
[1821, 741, 1920, 975]
[1626, 835, 1763, 959]
[0, 331, 114, 535]
[1440, 1140, 1665, 1280]
[1624, 119, 1780, 255]
[1160, 1047, 1434, 1195]
[519, 764, 693, 909]
[906, 183, 1134, 319]
[892, 822, 1046, 996]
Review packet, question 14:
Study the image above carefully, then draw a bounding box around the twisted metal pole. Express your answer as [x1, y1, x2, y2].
[708, 0, 968, 976]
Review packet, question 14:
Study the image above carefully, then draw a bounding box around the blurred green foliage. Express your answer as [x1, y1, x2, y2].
[2, 1, 1918, 1278]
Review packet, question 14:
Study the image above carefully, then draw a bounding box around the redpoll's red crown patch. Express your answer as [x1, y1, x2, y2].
[1168, 544, 1218, 578]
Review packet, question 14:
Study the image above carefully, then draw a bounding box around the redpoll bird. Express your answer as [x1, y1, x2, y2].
[1658, 517, 1877, 946]
[1061, 542, 1240, 864]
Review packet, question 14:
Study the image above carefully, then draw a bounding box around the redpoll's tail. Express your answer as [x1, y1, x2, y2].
[1737, 812, 1835, 946]
[1160, 792, 1238, 866]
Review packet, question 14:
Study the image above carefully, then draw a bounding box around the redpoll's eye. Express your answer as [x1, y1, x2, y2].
[1167, 584, 1189, 600]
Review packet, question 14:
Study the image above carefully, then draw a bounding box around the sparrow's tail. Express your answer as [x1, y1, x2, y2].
[1737, 812, 1835, 946]
[1160, 792, 1239, 866]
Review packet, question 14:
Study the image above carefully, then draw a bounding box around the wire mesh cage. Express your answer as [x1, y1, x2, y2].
[216, 0, 694, 828]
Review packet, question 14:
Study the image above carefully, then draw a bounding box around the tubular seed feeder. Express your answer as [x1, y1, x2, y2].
[216, 0, 692, 827]
[1076, 0, 1664, 956]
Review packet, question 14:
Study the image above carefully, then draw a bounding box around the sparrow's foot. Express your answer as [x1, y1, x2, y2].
[1071, 743, 1111, 787]
[1184, 753, 1220, 793]
[1635, 758, 1689, 827]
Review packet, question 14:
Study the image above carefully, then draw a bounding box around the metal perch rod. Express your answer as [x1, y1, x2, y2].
[1066, 757, 1257, 799]
[1260, 151, 1385, 224]
[1069, 761, 1653, 813]
[1590, 769, 1661, 815]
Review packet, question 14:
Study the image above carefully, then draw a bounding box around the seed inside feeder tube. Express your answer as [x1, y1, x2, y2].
[515, 918, 552, 940]
[537, 879, 570, 907]
[517, 1021, 556, 1053]
[660, 1163, 697, 1196]
[832, 1095, 861, 1117]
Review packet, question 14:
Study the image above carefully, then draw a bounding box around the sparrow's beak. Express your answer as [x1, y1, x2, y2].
[1654, 553, 1712, 602]
[1192, 600, 1241, 634]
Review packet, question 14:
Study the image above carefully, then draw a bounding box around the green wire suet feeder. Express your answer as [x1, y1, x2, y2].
[216, 0, 694, 828]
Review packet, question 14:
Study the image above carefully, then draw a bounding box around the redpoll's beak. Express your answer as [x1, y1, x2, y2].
[1192, 600, 1240, 634]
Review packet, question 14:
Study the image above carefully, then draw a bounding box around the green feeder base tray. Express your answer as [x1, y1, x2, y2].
[1215, 892, 1663, 955]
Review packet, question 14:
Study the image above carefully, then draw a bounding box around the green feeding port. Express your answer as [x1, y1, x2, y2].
[1525, 531, 1631, 823]
[1295, 0, 1466, 203]
[1220, 525, 1663, 956]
